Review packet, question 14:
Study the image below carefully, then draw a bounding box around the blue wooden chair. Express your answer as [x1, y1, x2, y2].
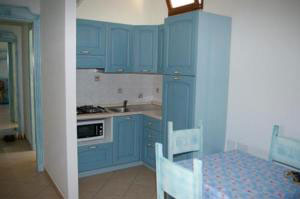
[155, 143, 203, 199]
[168, 121, 203, 161]
[269, 125, 300, 170]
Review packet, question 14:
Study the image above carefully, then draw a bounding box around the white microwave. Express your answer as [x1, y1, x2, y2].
[77, 120, 105, 142]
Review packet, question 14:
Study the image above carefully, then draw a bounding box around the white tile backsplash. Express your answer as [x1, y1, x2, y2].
[76, 69, 162, 106]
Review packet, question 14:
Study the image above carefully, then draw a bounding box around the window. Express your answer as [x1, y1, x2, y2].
[166, 0, 203, 16]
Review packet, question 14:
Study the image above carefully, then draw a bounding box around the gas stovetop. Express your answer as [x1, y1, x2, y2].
[77, 105, 107, 115]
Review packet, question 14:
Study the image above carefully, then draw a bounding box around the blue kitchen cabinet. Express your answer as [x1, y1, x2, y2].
[77, 19, 107, 68]
[162, 75, 195, 131]
[113, 115, 142, 165]
[142, 116, 162, 169]
[133, 26, 158, 73]
[78, 143, 113, 173]
[164, 11, 198, 76]
[157, 25, 164, 74]
[162, 11, 232, 156]
[106, 23, 133, 73]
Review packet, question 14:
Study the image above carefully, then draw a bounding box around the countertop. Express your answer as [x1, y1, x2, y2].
[77, 104, 162, 121]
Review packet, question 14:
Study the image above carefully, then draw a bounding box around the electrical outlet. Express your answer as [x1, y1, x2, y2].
[138, 93, 143, 99]
[117, 88, 123, 94]
[237, 142, 248, 152]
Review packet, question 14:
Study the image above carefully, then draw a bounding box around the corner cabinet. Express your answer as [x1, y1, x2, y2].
[164, 12, 197, 76]
[76, 19, 107, 69]
[106, 24, 133, 73]
[133, 26, 158, 73]
[142, 116, 162, 169]
[113, 115, 142, 165]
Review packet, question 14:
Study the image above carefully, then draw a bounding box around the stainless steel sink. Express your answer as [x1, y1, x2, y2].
[107, 106, 130, 113]
[107, 104, 160, 113]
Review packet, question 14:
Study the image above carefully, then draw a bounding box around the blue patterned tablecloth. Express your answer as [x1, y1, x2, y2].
[177, 150, 300, 199]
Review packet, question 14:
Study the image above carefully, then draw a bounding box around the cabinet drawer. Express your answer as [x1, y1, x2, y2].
[143, 116, 161, 131]
[77, 55, 106, 68]
[78, 143, 113, 172]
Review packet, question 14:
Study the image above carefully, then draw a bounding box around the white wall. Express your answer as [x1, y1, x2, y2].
[21, 24, 33, 147]
[76, 71, 162, 106]
[77, 0, 166, 24]
[41, 0, 78, 198]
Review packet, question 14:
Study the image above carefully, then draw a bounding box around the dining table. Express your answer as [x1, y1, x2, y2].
[176, 150, 300, 199]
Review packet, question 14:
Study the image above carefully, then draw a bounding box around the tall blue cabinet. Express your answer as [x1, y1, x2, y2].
[162, 11, 232, 156]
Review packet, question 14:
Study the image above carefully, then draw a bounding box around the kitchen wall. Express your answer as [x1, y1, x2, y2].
[41, 0, 78, 198]
[76, 70, 162, 106]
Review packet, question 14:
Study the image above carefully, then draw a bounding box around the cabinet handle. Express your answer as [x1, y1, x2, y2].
[174, 71, 180, 74]
[117, 68, 124, 72]
[125, 116, 131, 120]
[89, 146, 97, 149]
[143, 69, 149, 72]
[173, 76, 181, 80]
[80, 50, 89, 55]
[147, 143, 154, 148]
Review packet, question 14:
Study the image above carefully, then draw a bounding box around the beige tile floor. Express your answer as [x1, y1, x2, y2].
[0, 105, 18, 131]
[0, 139, 157, 199]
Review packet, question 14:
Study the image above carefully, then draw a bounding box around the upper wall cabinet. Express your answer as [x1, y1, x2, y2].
[164, 11, 197, 76]
[133, 26, 158, 73]
[157, 25, 164, 74]
[77, 19, 107, 69]
[106, 24, 133, 73]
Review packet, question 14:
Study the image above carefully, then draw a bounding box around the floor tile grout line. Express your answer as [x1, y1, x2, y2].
[121, 167, 144, 198]
[90, 171, 117, 199]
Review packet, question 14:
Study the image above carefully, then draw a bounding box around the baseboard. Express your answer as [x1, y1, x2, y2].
[78, 161, 144, 178]
[45, 170, 65, 198]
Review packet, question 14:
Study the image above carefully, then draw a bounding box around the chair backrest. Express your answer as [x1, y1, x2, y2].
[155, 143, 202, 199]
[269, 125, 300, 170]
[168, 121, 203, 161]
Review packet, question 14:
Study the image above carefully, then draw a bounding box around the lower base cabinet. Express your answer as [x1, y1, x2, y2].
[78, 143, 113, 173]
[113, 115, 142, 165]
[142, 116, 162, 169]
[78, 115, 162, 173]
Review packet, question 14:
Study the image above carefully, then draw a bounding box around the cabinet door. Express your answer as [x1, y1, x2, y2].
[78, 143, 113, 173]
[164, 12, 198, 76]
[113, 115, 141, 164]
[106, 24, 132, 73]
[77, 19, 107, 68]
[133, 26, 158, 73]
[157, 25, 164, 74]
[162, 75, 195, 159]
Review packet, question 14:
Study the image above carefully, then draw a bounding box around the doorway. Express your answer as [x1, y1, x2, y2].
[0, 5, 43, 171]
